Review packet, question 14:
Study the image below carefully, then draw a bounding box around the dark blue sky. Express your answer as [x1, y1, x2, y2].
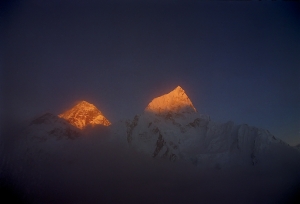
[2, 1, 300, 145]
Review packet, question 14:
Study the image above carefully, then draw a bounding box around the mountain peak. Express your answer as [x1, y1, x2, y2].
[72, 100, 100, 111]
[174, 85, 184, 91]
[58, 101, 111, 129]
[78, 100, 92, 105]
[145, 86, 197, 115]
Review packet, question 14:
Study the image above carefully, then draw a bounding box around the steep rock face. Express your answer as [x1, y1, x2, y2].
[58, 101, 111, 129]
[25, 113, 81, 140]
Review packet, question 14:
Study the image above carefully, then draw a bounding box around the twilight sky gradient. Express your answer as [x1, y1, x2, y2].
[1, 1, 300, 145]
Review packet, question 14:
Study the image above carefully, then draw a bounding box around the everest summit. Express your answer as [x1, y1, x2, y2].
[10, 101, 112, 187]
[22, 101, 110, 141]
[59, 101, 111, 129]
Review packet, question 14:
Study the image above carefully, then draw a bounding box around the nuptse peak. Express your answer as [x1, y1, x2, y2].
[145, 86, 197, 116]
[121, 86, 284, 165]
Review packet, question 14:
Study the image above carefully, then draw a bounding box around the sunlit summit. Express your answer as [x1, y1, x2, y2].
[145, 86, 197, 115]
[58, 101, 111, 129]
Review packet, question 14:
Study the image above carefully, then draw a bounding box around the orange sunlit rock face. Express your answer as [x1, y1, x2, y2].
[145, 86, 197, 115]
[58, 101, 111, 129]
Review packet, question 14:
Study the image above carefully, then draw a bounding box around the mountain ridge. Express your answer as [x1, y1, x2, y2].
[21, 86, 299, 169]
[6, 86, 300, 204]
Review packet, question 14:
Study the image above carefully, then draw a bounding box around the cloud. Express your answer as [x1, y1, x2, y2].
[1, 125, 300, 203]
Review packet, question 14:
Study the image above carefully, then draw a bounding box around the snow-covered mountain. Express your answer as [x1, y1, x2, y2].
[3, 86, 300, 204]
[20, 89, 299, 169]
[59, 101, 111, 129]
[118, 86, 295, 168]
